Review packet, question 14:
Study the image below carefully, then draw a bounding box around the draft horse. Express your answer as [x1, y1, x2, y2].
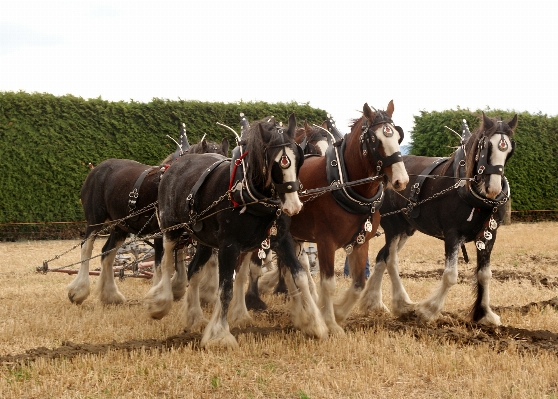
[360, 113, 518, 325]
[148, 114, 328, 348]
[68, 124, 228, 305]
[237, 102, 408, 334]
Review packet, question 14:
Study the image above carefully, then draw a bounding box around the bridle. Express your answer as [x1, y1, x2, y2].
[360, 112, 404, 175]
[473, 120, 515, 181]
[262, 125, 304, 196]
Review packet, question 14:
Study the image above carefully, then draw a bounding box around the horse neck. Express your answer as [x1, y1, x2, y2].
[342, 126, 381, 197]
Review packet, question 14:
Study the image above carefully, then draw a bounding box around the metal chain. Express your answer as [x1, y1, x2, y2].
[381, 180, 462, 218]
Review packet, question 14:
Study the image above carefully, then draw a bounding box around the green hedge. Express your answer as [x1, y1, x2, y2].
[0, 92, 327, 224]
[410, 108, 558, 211]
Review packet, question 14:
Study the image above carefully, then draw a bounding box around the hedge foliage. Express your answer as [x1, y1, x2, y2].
[410, 108, 558, 211]
[0, 91, 327, 224]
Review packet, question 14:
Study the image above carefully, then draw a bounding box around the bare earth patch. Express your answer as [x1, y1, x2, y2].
[1, 222, 557, 398]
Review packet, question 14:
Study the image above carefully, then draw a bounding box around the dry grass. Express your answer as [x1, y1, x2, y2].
[1, 222, 558, 398]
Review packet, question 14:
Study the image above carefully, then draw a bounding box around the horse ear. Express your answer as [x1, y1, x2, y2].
[507, 114, 518, 131]
[363, 103, 375, 121]
[258, 123, 271, 142]
[386, 100, 394, 117]
[221, 137, 229, 155]
[304, 120, 312, 134]
[286, 113, 296, 138]
[482, 112, 494, 130]
[321, 121, 328, 130]
[201, 139, 208, 153]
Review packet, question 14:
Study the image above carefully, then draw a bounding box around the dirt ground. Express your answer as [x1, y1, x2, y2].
[1, 222, 557, 398]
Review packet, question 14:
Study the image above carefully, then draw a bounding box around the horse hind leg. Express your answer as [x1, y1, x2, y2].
[297, 242, 318, 303]
[416, 239, 461, 321]
[67, 231, 97, 304]
[182, 245, 214, 332]
[245, 251, 268, 311]
[228, 253, 253, 328]
[201, 245, 239, 349]
[170, 243, 188, 301]
[96, 229, 127, 305]
[334, 243, 368, 324]
[277, 238, 328, 340]
[472, 235, 501, 326]
[144, 230, 182, 319]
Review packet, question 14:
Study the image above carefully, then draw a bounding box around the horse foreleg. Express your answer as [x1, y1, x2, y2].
[96, 230, 127, 305]
[417, 237, 461, 321]
[67, 234, 95, 304]
[144, 232, 180, 319]
[182, 245, 213, 332]
[334, 242, 368, 324]
[201, 245, 238, 349]
[473, 232, 501, 326]
[228, 253, 253, 328]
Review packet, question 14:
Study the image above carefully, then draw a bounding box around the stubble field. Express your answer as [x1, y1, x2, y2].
[1, 222, 558, 398]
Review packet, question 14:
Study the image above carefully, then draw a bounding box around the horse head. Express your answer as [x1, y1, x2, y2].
[359, 100, 409, 191]
[247, 114, 304, 216]
[466, 112, 518, 199]
[189, 137, 229, 156]
[295, 121, 329, 156]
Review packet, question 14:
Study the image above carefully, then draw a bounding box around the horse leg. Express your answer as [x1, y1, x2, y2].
[144, 230, 182, 319]
[182, 245, 214, 332]
[245, 251, 268, 311]
[296, 242, 318, 303]
[333, 242, 368, 324]
[278, 236, 328, 340]
[274, 259, 288, 295]
[170, 243, 188, 301]
[258, 253, 280, 295]
[96, 229, 127, 305]
[361, 233, 415, 315]
[472, 231, 501, 326]
[228, 253, 253, 327]
[151, 237, 163, 287]
[417, 236, 461, 321]
[199, 250, 219, 306]
[201, 244, 239, 349]
[67, 229, 97, 304]
[314, 241, 344, 335]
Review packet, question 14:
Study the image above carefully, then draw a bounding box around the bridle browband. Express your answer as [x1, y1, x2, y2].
[360, 112, 404, 174]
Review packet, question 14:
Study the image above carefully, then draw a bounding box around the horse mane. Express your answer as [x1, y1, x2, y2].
[243, 116, 289, 188]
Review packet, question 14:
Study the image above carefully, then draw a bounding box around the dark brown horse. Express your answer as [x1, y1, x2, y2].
[360, 113, 517, 325]
[68, 124, 228, 305]
[148, 114, 328, 348]
[233, 102, 409, 335]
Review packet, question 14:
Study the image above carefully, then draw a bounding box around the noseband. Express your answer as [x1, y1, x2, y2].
[360, 112, 403, 174]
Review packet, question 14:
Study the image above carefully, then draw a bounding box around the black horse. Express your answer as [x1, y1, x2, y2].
[68, 124, 228, 305]
[360, 112, 518, 325]
[147, 114, 328, 348]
